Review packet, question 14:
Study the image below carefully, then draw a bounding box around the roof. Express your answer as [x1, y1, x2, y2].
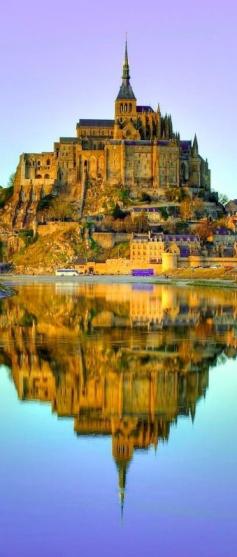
[226, 200, 237, 211]
[116, 82, 136, 100]
[158, 140, 170, 146]
[180, 140, 192, 151]
[77, 119, 114, 128]
[137, 105, 154, 113]
[59, 137, 78, 143]
[214, 227, 235, 235]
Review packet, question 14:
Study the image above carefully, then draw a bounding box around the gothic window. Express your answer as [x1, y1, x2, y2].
[124, 104, 127, 112]
[120, 104, 123, 113]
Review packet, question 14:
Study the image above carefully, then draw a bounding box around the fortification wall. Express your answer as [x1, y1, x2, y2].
[37, 222, 80, 236]
[92, 232, 131, 248]
[179, 256, 237, 269]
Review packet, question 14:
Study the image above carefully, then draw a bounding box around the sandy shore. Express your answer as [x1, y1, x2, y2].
[1, 274, 237, 289]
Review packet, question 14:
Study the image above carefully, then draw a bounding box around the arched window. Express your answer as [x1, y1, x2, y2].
[46, 159, 50, 166]
[120, 104, 123, 113]
[37, 160, 41, 167]
[129, 103, 132, 112]
[36, 174, 42, 179]
[44, 173, 50, 179]
[124, 104, 127, 113]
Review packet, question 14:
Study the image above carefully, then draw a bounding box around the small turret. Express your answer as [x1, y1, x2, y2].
[192, 134, 199, 157]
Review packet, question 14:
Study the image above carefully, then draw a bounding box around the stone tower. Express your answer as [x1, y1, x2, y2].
[114, 40, 139, 140]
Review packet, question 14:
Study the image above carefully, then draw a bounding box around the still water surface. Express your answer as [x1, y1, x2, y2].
[0, 282, 237, 556]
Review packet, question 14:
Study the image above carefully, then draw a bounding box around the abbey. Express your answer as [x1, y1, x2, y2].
[7, 41, 211, 229]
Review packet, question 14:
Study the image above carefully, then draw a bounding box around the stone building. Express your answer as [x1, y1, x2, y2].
[130, 232, 201, 263]
[3, 40, 211, 230]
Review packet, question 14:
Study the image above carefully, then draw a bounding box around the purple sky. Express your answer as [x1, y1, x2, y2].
[1, 0, 237, 198]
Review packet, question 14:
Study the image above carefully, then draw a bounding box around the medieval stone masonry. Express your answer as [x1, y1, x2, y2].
[3, 40, 211, 230]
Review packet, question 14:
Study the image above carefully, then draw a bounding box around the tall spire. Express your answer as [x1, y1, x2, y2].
[122, 36, 130, 81]
[116, 37, 136, 101]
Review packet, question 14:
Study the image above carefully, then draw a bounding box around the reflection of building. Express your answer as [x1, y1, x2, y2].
[1, 283, 237, 509]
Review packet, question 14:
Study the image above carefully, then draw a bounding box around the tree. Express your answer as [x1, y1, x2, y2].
[49, 195, 73, 221]
[180, 199, 193, 220]
[166, 187, 181, 202]
[112, 204, 126, 220]
[123, 215, 136, 233]
[193, 198, 204, 218]
[218, 193, 229, 205]
[112, 219, 126, 232]
[7, 173, 16, 188]
[133, 212, 149, 232]
[180, 198, 204, 220]
[194, 220, 214, 241]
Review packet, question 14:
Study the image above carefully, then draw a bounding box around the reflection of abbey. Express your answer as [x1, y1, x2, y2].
[1, 284, 237, 508]
[5, 41, 211, 229]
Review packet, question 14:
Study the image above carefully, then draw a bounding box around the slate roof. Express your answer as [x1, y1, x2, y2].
[226, 200, 237, 212]
[77, 119, 114, 128]
[180, 140, 192, 151]
[116, 82, 136, 100]
[137, 105, 154, 113]
[59, 137, 78, 143]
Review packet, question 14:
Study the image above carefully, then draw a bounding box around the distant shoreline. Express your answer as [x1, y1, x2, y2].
[1, 274, 237, 289]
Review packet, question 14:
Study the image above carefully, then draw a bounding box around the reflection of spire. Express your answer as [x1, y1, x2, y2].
[190, 402, 196, 423]
[116, 459, 130, 519]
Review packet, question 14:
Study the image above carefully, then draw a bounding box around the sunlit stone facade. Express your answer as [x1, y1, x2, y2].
[7, 41, 211, 229]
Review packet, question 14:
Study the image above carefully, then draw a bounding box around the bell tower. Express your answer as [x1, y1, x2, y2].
[115, 39, 137, 118]
[114, 39, 138, 139]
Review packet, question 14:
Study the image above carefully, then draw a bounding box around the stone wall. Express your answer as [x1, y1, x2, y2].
[179, 256, 237, 268]
[92, 232, 131, 248]
[37, 222, 80, 236]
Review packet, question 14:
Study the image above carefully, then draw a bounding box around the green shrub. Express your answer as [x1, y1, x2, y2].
[0, 186, 13, 208]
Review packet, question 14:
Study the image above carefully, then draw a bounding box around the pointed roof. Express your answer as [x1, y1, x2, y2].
[192, 133, 199, 155]
[116, 39, 136, 101]
[116, 459, 130, 518]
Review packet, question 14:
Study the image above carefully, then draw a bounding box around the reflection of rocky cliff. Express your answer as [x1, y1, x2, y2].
[0, 283, 237, 507]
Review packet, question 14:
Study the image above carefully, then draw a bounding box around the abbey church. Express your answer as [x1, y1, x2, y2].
[4, 41, 212, 229]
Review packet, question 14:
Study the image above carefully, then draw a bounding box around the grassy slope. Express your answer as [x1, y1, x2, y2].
[12, 227, 130, 272]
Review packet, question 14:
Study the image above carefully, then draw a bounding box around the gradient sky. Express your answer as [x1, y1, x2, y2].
[1, 0, 237, 198]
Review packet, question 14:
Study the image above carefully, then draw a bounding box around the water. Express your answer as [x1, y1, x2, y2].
[0, 282, 237, 557]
